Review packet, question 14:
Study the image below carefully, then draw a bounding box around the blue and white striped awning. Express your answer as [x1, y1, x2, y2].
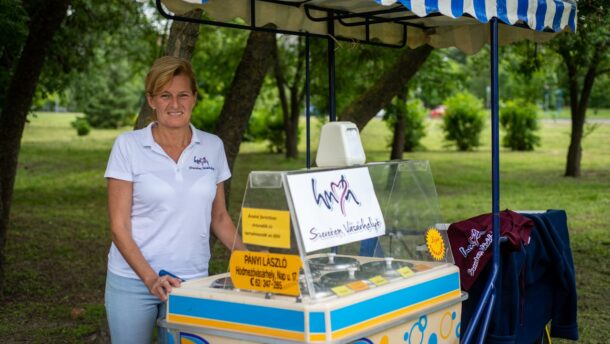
[161, 0, 577, 54]
[377, 0, 577, 32]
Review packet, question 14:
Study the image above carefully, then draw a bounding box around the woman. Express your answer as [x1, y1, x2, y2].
[104, 56, 245, 343]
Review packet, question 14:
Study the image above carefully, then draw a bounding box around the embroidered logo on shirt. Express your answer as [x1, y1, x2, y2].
[189, 156, 215, 171]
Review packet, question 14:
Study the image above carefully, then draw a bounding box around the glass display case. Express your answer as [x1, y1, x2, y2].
[161, 161, 464, 344]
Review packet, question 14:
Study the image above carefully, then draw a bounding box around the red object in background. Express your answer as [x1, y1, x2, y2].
[429, 105, 446, 118]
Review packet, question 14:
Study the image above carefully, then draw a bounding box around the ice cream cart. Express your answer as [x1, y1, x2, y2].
[153, 0, 577, 342]
[161, 159, 465, 343]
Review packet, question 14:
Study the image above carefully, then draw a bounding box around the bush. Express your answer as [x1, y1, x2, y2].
[70, 58, 140, 129]
[84, 101, 136, 129]
[403, 99, 427, 151]
[70, 117, 91, 136]
[247, 107, 285, 153]
[384, 98, 427, 152]
[262, 112, 285, 153]
[191, 95, 222, 132]
[500, 99, 540, 151]
[442, 92, 485, 151]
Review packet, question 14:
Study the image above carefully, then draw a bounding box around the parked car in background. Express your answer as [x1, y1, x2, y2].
[430, 105, 446, 118]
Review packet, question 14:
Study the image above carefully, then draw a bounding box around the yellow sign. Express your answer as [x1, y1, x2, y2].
[426, 227, 446, 261]
[331, 285, 354, 297]
[369, 275, 389, 286]
[347, 280, 370, 292]
[241, 208, 291, 249]
[229, 251, 302, 296]
[414, 263, 432, 272]
[397, 266, 415, 278]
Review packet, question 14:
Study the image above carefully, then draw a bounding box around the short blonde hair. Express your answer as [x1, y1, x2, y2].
[145, 56, 197, 96]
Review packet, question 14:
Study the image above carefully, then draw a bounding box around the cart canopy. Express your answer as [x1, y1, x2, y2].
[161, 0, 576, 54]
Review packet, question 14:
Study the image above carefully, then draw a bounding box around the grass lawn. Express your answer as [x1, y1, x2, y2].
[1, 112, 608, 343]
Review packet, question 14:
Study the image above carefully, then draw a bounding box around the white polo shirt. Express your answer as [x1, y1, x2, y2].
[104, 122, 231, 280]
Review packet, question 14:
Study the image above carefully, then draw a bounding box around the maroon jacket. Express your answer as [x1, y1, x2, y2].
[447, 210, 533, 290]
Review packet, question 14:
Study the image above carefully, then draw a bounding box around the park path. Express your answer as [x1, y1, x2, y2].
[541, 118, 610, 124]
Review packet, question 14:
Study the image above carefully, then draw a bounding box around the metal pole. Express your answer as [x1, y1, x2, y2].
[490, 15, 501, 334]
[305, 34, 311, 169]
[461, 18, 500, 343]
[327, 10, 336, 122]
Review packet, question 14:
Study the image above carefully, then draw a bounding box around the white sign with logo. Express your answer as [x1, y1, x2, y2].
[286, 167, 386, 252]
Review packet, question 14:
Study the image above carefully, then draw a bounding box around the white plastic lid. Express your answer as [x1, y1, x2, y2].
[315, 121, 366, 167]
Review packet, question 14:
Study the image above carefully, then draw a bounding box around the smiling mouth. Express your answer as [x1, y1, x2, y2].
[166, 111, 184, 116]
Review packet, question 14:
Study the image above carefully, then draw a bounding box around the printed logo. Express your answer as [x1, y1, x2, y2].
[311, 175, 361, 216]
[425, 227, 446, 261]
[189, 156, 215, 171]
[458, 228, 485, 257]
[458, 227, 493, 276]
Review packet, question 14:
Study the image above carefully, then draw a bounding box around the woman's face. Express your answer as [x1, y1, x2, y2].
[147, 73, 196, 130]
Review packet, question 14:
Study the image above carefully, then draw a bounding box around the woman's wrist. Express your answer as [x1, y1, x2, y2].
[142, 271, 158, 289]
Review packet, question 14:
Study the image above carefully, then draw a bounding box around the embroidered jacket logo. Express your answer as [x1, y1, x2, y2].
[190, 156, 214, 170]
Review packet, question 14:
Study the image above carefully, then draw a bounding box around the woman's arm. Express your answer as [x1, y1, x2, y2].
[107, 178, 180, 301]
[210, 182, 247, 251]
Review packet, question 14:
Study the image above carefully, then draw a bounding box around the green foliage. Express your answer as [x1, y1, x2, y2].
[71, 57, 140, 128]
[402, 99, 427, 151]
[40, 1, 159, 103]
[309, 38, 402, 117]
[384, 97, 427, 152]
[244, 75, 290, 153]
[70, 117, 91, 136]
[503, 42, 563, 105]
[192, 25, 249, 99]
[0, 0, 160, 117]
[550, 1, 609, 70]
[0, 0, 28, 110]
[247, 100, 285, 153]
[260, 111, 285, 154]
[410, 49, 466, 107]
[442, 92, 485, 151]
[500, 99, 540, 151]
[547, 1, 609, 112]
[589, 74, 610, 109]
[191, 94, 223, 132]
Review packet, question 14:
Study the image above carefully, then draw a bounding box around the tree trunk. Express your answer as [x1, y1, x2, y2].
[340, 45, 433, 130]
[134, 9, 203, 129]
[565, 114, 584, 177]
[215, 28, 276, 174]
[287, 39, 306, 159]
[287, 87, 300, 159]
[273, 36, 305, 159]
[0, 0, 71, 295]
[272, 39, 292, 157]
[390, 92, 407, 160]
[564, 48, 601, 177]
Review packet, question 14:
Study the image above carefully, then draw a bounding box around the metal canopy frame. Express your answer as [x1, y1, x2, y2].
[154, 1, 526, 343]
[155, 0, 410, 48]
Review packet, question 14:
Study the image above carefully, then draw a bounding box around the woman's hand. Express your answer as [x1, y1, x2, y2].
[146, 275, 182, 301]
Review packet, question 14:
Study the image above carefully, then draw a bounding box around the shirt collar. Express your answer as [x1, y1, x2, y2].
[142, 121, 201, 147]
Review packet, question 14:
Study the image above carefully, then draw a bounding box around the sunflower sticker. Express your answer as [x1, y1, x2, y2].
[426, 227, 446, 261]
